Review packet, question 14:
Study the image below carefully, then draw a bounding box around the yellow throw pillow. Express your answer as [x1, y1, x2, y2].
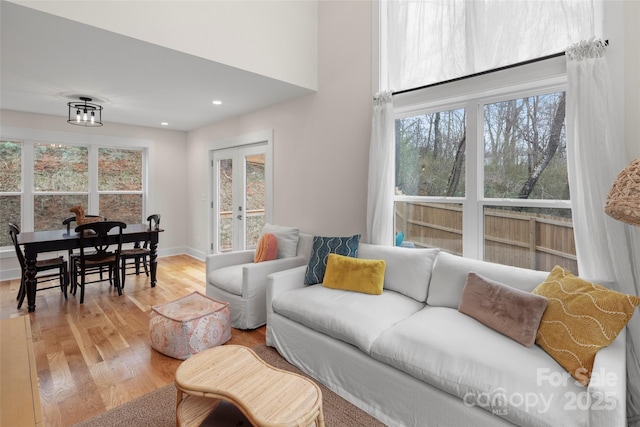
[322, 253, 386, 295]
[532, 265, 640, 385]
[254, 233, 278, 263]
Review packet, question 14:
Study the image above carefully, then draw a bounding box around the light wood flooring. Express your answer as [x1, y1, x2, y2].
[0, 254, 266, 426]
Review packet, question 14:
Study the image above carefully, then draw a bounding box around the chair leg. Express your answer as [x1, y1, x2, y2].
[114, 265, 122, 296]
[142, 255, 149, 277]
[61, 264, 68, 300]
[79, 268, 85, 304]
[70, 260, 78, 296]
[17, 277, 27, 309]
[121, 259, 126, 289]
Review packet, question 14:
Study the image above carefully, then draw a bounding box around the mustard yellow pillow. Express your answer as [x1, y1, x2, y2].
[532, 266, 640, 385]
[322, 253, 386, 295]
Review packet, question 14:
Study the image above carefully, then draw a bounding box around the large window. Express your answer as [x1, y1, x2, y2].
[394, 87, 577, 273]
[98, 148, 143, 224]
[0, 140, 146, 247]
[0, 141, 22, 247]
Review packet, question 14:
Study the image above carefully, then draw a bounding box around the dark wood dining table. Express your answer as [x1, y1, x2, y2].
[17, 223, 163, 312]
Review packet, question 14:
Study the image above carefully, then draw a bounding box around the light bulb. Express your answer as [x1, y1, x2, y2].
[90, 112, 95, 124]
[76, 109, 81, 122]
[83, 109, 88, 122]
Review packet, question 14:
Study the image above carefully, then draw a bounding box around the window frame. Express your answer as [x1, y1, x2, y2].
[0, 128, 151, 249]
[393, 60, 571, 261]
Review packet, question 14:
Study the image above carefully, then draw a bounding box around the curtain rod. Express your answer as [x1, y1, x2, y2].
[391, 40, 609, 97]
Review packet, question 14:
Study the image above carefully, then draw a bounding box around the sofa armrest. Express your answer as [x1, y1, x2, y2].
[588, 327, 627, 427]
[266, 265, 307, 346]
[206, 250, 255, 276]
[242, 256, 309, 297]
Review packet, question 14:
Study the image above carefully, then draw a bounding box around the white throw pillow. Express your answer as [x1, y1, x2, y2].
[260, 223, 300, 258]
[358, 243, 439, 302]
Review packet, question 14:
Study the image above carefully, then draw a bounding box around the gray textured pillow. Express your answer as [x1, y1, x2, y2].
[260, 223, 299, 258]
[458, 272, 548, 347]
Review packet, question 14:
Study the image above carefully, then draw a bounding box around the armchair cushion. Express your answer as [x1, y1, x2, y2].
[208, 264, 246, 296]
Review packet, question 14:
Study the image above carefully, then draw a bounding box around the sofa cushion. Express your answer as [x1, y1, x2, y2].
[304, 234, 361, 285]
[371, 306, 590, 427]
[261, 223, 299, 259]
[428, 251, 549, 309]
[254, 233, 278, 263]
[358, 243, 439, 302]
[458, 272, 548, 347]
[322, 253, 386, 295]
[532, 265, 640, 385]
[272, 285, 424, 354]
[207, 264, 246, 296]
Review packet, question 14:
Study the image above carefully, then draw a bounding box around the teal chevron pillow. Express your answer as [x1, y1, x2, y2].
[304, 234, 361, 285]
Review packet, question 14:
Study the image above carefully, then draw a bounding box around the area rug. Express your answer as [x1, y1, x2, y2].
[72, 344, 386, 427]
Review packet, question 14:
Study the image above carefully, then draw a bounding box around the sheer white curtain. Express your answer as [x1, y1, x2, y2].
[565, 38, 640, 426]
[387, 0, 598, 91]
[367, 91, 395, 245]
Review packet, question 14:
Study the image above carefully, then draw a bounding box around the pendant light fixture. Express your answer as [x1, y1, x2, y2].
[67, 96, 103, 127]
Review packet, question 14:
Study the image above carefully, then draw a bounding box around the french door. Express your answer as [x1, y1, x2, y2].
[212, 144, 268, 253]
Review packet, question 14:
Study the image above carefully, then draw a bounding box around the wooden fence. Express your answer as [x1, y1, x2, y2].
[395, 202, 577, 273]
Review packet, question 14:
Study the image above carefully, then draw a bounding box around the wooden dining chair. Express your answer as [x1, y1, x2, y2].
[72, 221, 126, 304]
[120, 214, 161, 288]
[9, 223, 68, 310]
[63, 215, 108, 286]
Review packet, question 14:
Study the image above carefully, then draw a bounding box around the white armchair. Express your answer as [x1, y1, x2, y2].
[206, 233, 313, 329]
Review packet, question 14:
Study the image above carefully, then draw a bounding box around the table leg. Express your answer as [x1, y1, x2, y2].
[24, 248, 38, 312]
[149, 239, 158, 288]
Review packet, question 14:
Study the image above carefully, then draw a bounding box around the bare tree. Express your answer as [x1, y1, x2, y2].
[518, 93, 566, 198]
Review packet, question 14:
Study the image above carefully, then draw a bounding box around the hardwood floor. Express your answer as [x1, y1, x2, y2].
[0, 255, 266, 426]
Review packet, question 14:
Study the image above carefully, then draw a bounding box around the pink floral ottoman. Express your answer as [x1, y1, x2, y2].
[149, 292, 231, 359]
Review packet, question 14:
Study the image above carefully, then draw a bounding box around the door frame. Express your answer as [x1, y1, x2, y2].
[207, 129, 274, 255]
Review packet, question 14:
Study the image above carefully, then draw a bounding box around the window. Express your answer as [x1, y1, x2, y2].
[394, 86, 577, 273]
[34, 143, 89, 231]
[0, 141, 22, 247]
[0, 140, 146, 246]
[383, 0, 599, 273]
[98, 148, 143, 224]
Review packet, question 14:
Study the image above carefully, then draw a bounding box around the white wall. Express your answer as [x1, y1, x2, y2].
[186, 0, 373, 257]
[9, 0, 318, 90]
[0, 109, 188, 279]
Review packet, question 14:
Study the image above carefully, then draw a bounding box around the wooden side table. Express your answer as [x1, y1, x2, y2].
[175, 345, 324, 427]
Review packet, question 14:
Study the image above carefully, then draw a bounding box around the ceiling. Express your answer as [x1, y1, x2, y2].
[0, 1, 315, 132]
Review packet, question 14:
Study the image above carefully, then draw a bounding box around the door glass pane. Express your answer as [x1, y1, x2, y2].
[218, 159, 233, 253]
[395, 109, 466, 197]
[34, 194, 88, 231]
[245, 154, 265, 249]
[99, 194, 143, 224]
[34, 143, 88, 191]
[484, 206, 576, 273]
[394, 201, 462, 255]
[483, 92, 568, 200]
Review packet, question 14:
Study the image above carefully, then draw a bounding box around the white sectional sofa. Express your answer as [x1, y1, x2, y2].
[266, 243, 628, 427]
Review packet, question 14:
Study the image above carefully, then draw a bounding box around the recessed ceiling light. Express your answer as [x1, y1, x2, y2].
[161, 122, 169, 126]
[212, 100, 222, 105]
